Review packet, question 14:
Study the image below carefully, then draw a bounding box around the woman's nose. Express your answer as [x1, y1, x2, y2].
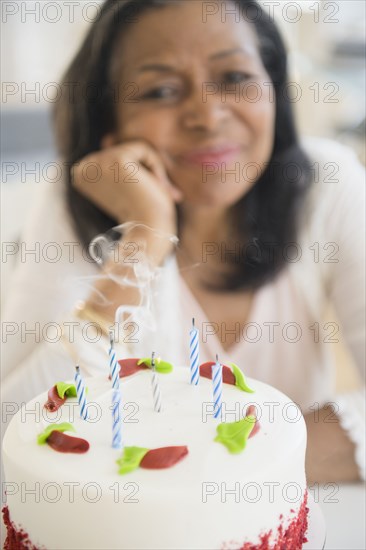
[180, 85, 230, 132]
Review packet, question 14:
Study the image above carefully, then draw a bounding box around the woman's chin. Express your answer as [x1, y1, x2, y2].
[177, 182, 251, 209]
[179, 192, 243, 209]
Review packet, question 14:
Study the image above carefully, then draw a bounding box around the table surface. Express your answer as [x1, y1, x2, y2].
[313, 482, 366, 550]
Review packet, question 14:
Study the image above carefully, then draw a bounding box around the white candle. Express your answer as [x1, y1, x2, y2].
[109, 331, 122, 449]
[189, 318, 200, 385]
[75, 365, 88, 421]
[212, 354, 223, 420]
[151, 352, 162, 413]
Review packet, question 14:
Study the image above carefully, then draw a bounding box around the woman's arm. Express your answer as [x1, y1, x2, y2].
[72, 139, 181, 320]
[302, 141, 366, 484]
[325, 146, 365, 483]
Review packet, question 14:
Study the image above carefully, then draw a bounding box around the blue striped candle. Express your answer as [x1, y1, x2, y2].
[189, 318, 200, 385]
[212, 354, 223, 420]
[75, 365, 88, 421]
[109, 331, 123, 449]
[151, 352, 162, 413]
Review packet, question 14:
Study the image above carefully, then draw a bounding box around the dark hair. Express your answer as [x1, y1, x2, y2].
[53, 0, 313, 291]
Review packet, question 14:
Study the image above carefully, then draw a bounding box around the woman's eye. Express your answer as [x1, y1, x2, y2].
[223, 71, 252, 84]
[142, 87, 178, 100]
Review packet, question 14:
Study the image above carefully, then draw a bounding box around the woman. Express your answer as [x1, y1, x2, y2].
[2, 0, 365, 484]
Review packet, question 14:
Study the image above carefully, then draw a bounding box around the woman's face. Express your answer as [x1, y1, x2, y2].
[111, 0, 275, 207]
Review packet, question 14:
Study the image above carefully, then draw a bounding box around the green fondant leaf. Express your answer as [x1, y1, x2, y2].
[56, 382, 77, 399]
[231, 363, 255, 393]
[37, 423, 75, 445]
[56, 382, 88, 398]
[215, 415, 256, 454]
[137, 357, 173, 374]
[116, 446, 149, 475]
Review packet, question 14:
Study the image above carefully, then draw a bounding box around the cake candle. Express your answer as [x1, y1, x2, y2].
[151, 352, 162, 413]
[189, 318, 200, 385]
[212, 354, 223, 420]
[74, 365, 88, 421]
[109, 330, 123, 449]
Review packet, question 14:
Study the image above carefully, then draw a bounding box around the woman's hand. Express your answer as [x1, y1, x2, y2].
[73, 140, 183, 317]
[71, 139, 183, 236]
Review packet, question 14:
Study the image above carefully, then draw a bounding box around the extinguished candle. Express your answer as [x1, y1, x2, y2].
[109, 330, 123, 449]
[74, 365, 88, 421]
[189, 318, 200, 385]
[212, 354, 223, 420]
[151, 352, 162, 413]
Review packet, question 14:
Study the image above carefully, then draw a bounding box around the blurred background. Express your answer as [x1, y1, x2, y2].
[1, 1, 365, 548]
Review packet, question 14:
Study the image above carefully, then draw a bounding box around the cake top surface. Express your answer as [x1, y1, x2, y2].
[3, 365, 306, 487]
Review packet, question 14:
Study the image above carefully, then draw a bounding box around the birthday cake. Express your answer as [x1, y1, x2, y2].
[2, 360, 309, 549]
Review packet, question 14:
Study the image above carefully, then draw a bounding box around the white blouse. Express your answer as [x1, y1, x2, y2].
[1, 137, 365, 475]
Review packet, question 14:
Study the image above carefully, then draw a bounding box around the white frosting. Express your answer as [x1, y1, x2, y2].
[2, 366, 307, 549]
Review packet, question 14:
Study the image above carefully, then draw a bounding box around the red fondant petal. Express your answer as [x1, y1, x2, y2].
[118, 358, 148, 378]
[140, 446, 188, 469]
[46, 431, 90, 453]
[248, 421, 261, 438]
[222, 366, 236, 385]
[246, 405, 260, 438]
[44, 385, 66, 412]
[246, 405, 257, 417]
[199, 362, 236, 385]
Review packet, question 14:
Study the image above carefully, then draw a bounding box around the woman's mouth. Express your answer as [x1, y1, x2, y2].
[177, 144, 242, 166]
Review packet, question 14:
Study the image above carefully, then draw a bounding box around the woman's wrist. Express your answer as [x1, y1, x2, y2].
[84, 227, 175, 320]
[110, 225, 176, 270]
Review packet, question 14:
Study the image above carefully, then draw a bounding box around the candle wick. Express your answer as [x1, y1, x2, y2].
[75, 365, 80, 373]
[192, 317, 195, 327]
[151, 351, 155, 370]
[109, 330, 114, 348]
[216, 354, 219, 363]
